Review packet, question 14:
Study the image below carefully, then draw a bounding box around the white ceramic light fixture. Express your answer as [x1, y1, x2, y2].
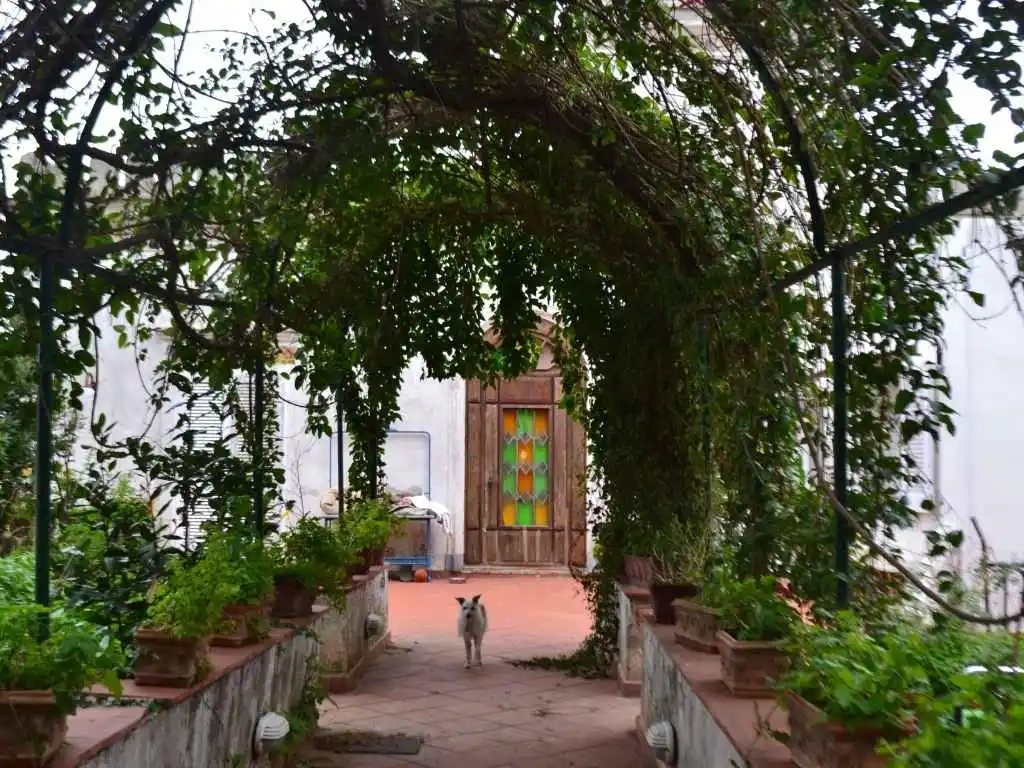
[646, 720, 676, 765]
[252, 712, 290, 756]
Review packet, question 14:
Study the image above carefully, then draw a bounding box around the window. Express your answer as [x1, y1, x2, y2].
[500, 408, 551, 527]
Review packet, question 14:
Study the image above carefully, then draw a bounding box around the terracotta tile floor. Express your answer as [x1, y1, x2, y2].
[319, 575, 647, 768]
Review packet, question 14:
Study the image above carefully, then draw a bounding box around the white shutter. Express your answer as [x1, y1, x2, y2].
[185, 383, 226, 549]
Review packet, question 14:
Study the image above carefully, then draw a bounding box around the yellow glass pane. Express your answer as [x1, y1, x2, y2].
[502, 502, 516, 526]
[517, 470, 533, 494]
[503, 410, 516, 436]
[535, 501, 550, 526]
[517, 441, 533, 464]
[535, 410, 549, 436]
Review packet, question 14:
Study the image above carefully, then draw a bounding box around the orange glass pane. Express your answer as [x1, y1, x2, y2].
[535, 410, 549, 436]
[502, 502, 516, 526]
[534, 501, 550, 526]
[503, 410, 516, 436]
[517, 470, 533, 494]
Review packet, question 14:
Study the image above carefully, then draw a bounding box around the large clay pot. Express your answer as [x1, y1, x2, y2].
[623, 555, 656, 587]
[134, 629, 209, 688]
[673, 599, 720, 653]
[716, 631, 789, 697]
[270, 574, 317, 618]
[211, 603, 271, 647]
[787, 692, 898, 768]
[649, 582, 699, 625]
[0, 690, 67, 767]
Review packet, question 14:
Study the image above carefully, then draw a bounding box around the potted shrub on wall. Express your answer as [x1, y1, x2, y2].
[673, 569, 729, 653]
[649, 518, 712, 625]
[206, 533, 274, 647]
[778, 614, 949, 768]
[269, 517, 356, 618]
[338, 497, 402, 575]
[713, 575, 796, 697]
[134, 545, 238, 687]
[0, 605, 124, 766]
[880, 668, 1024, 767]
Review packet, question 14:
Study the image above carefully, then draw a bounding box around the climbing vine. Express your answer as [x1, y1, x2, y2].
[2, 0, 1023, 664]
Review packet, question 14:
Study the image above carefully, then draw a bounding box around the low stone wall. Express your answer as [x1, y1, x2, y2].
[616, 582, 651, 697]
[618, 584, 790, 768]
[320, 567, 391, 692]
[57, 568, 390, 768]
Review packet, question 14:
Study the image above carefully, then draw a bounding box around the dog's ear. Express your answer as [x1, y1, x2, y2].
[471, 594, 481, 604]
[455, 597, 466, 605]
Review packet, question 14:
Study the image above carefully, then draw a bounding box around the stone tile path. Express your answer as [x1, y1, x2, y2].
[319, 575, 646, 768]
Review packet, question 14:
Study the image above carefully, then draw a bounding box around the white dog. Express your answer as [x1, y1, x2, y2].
[456, 594, 488, 668]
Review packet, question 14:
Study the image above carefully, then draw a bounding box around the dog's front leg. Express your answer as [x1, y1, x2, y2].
[463, 635, 473, 669]
[473, 635, 483, 667]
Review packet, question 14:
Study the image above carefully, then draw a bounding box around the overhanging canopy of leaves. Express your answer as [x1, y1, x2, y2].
[1, 0, 1023, 596]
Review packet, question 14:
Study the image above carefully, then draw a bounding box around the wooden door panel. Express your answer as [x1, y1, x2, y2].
[499, 376, 553, 404]
[497, 530, 526, 563]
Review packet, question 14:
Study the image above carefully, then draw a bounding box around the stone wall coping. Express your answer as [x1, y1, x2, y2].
[647, 623, 792, 767]
[51, 565, 386, 767]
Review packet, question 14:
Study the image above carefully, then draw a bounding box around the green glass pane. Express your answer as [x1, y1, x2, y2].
[534, 473, 549, 497]
[516, 502, 534, 526]
[502, 470, 516, 497]
[516, 409, 533, 435]
[502, 441, 517, 465]
[534, 441, 548, 465]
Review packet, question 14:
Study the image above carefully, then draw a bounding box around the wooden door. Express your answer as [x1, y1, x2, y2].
[464, 374, 587, 566]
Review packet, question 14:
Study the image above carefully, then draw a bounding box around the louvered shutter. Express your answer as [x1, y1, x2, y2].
[185, 383, 226, 549]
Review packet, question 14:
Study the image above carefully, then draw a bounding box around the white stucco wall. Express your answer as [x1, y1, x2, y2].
[934, 215, 1024, 566]
[278, 356, 466, 570]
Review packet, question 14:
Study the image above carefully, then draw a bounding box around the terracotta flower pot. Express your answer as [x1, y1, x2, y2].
[786, 692, 896, 768]
[211, 603, 271, 647]
[133, 628, 209, 688]
[271, 574, 318, 618]
[623, 555, 656, 587]
[673, 599, 720, 653]
[0, 690, 67, 767]
[716, 630, 789, 697]
[649, 582, 700, 625]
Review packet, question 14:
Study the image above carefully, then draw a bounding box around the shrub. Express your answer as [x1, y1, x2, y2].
[0, 604, 124, 715]
[145, 543, 239, 639]
[703, 574, 796, 642]
[270, 517, 357, 610]
[0, 549, 34, 603]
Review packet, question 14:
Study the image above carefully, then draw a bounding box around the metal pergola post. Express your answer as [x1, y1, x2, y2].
[34, 250, 55, 638]
[832, 256, 850, 608]
[336, 384, 345, 513]
[252, 334, 265, 539]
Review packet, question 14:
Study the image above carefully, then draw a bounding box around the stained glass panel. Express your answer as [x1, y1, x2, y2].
[500, 407, 552, 527]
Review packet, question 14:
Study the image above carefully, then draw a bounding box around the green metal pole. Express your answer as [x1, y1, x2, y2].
[34, 251, 55, 637]
[700, 321, 712, 522]
[832, 256, 850, 608]
[253, 340, 265, 539]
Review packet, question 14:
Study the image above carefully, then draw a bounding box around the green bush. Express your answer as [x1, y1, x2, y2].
[338, 497, 402, 554]
[145, 543, 239, 639]
[270, 517, 356, 610]
[0, 549, 34, 603]
[883, 672, 1024, 766]
[778, 614, 1009, 733]
[200, 530, 274, 605]
[53, 477, 175, 660]
[702, 573, 796, 642]
[0, 604, 124, 715]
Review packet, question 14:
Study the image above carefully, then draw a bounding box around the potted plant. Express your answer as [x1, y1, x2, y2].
[880, 669, 1024, 767]
[0, 604, 124, 766]
[269, 517, 356, 618]
[338, 496, 401, 575]
[649, 518, 712, 625]
[206, 533, 274, 647]
[673, 569, 729, 653]
[712, 575, 797, 697]
[778, 614, 938, 767]
[134, 544, 239, 687]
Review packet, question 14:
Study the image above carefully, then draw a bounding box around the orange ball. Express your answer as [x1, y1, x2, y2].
[414, 568, 429, 583]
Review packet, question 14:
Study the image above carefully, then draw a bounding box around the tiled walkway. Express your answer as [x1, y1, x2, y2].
[318, 575, 646, 768]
